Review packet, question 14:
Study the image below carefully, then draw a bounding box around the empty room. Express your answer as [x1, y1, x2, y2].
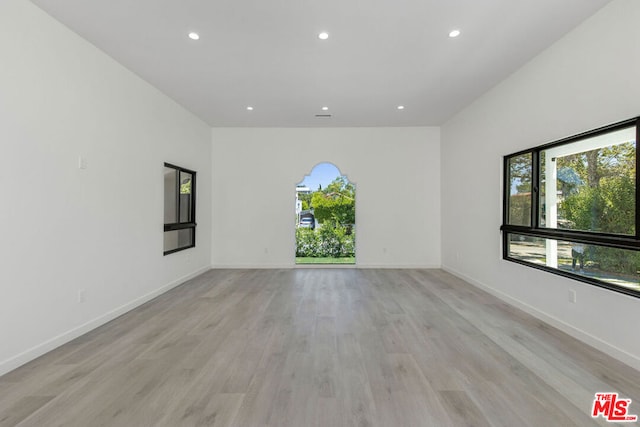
[2, 0, 640, 425]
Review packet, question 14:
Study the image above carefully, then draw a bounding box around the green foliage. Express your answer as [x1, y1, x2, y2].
[296, 257, 355, 264]
[296, 228, 320, 257]
[588, 246, 640, 275]
[295, 225, 355, 258]
[297, 175, 355, 259]
[509, 153, 532, 193]
[558, 140, 637, 274]
[558, 142, 635, 188]
[310, 177, 355, 225]
[562, 175, 635, 235]
[301, 200, 309, 210]
[509, 195, 531, 226]
[562, 176, 639, 274]
[180, 179, 191, 194]
[298, 192, 312, 208]
[508, 153, 532, 226]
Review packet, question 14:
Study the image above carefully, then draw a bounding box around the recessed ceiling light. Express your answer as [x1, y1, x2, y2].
[188, 32, 200, 40]
[318, 32, 329, 40]
[246, 106, 254, 111]
[322, 106, 329, 111]
[449, 29, 461, 38]
[397, 105, 405, 110]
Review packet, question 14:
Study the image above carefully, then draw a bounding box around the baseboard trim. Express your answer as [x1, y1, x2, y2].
[356, 264, 439, 269]
[212, 264, 294, 269]
[212, 264, 440, 270]
[0, 265, 212, 377]
[441, 265, 640, 372]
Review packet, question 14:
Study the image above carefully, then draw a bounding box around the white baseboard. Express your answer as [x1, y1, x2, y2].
[211, 264, 440, 269]
[212, 264, 294, 269]
[441, 265, 640, 372]
[356, 264, 440, 269]
[0, 265, 212, 377]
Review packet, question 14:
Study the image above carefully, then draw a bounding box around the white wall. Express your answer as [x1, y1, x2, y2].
[0, 0, 212, 375]
[211, 127, 441, 268]
[441, 0, 640, 370]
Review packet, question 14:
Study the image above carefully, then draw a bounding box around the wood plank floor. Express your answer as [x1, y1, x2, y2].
[1, 269, 639, 426]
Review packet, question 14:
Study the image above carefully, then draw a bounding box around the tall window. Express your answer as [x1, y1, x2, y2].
[295, 163, 356, 265]
[502, 117, 640, 297]
[164, 163, 196, 255]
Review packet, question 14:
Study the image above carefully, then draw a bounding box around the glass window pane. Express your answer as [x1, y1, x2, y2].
[164, 167, 177, 224]
[179, 171, 192, 223]
[507, 233, 546, 266]
[507, 233, 640, 292]
[164, 228, 194, 253]
[507, 153, 532, 226]
[539, 151, 547, 227]
[540, 126, 636, 235]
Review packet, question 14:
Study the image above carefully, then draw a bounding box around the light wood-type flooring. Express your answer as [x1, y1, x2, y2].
[1, 269, 639, 426]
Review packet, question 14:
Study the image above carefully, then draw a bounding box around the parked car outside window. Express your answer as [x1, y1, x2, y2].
[299, 217, 315, 229]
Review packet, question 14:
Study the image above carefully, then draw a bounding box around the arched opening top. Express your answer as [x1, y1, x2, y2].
[296, 162, 355, 191]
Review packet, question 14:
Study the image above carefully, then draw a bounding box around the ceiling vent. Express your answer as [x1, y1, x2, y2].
[315, 114, 332, 118]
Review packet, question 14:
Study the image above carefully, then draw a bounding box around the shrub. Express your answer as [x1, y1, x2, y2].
[587, 246, 640, 275]
[296, 228, 319, 257]
[296, 224, 354, 257]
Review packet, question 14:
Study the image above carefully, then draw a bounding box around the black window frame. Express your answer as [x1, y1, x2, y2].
[163, 162, 197, 255]
[501, 116, 640, 298]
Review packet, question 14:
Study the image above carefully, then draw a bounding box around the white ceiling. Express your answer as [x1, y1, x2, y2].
[31, 0, 611, 127]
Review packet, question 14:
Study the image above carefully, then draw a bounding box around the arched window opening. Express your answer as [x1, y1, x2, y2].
[295, 163, 355, 265]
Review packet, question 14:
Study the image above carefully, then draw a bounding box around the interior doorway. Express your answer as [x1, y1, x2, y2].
[295, 163, 355, 265]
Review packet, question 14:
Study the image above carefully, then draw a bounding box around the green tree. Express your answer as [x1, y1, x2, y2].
[508, 153, 532, 226]
[298, 192, 312, 209]
[558, 141, 638, 274]
[559, 141, 636, 234]
[562, 176, 635, 235]
[310, 177, 355, 225]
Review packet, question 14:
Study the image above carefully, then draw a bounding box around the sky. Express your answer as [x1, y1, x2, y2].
[298, 162, 344, 191]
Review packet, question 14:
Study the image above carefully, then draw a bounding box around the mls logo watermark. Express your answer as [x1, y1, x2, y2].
[592, 393, 638, 422]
